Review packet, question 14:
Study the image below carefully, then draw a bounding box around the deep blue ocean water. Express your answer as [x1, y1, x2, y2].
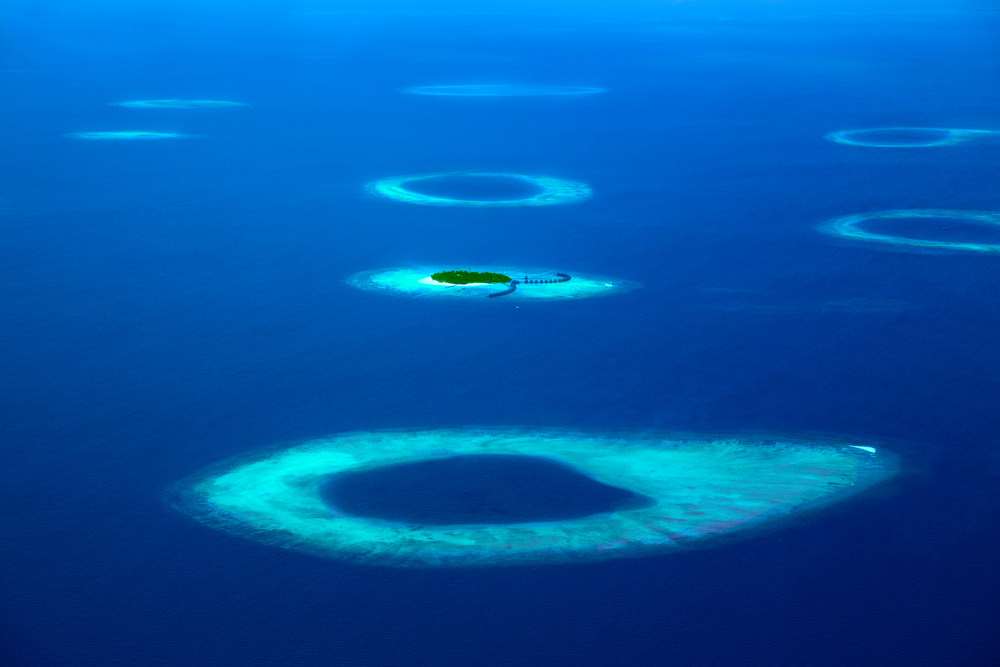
[2, 2, 999, 665]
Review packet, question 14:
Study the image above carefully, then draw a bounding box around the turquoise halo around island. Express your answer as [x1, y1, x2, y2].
[406, 84, 605, 96]
[348, 266, 637, 300]
[822, 209, 1000, 253]
[826, 127, 999, 148]
[170, 428, 896, 568]
[65, 131, 190, 140]
[368, 172, 591, 207]
[111, 100, 246, 109]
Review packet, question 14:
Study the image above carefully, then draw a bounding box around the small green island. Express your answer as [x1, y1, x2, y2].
[431, 270, 511, 284]
[347, 266, 637, 300]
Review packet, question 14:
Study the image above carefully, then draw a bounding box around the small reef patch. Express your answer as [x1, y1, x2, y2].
[111, 100, 246, 109]
[65, 131, 190, 140]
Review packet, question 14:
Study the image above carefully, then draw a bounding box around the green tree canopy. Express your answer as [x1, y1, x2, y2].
[431, 270, 511, 285]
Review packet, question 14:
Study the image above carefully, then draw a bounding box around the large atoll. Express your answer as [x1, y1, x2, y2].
[405, 84, 605, 96]
[820, 209, 1000, 253]
[347, 266, 637, 300]
[170, 428, 896, 568]
[367, 172, 591, 207]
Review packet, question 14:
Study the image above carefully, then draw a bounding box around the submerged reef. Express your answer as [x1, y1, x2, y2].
[405, 84, 605, 96]
[111, 100, 246, 109]
[821, 209, 1000, 253]
[170, 428, 896, 568]
[825, 127, 999, 148]
[367, 172, 591, 207]
[65, 131, 190, 140]
[348, 266, 635, 300]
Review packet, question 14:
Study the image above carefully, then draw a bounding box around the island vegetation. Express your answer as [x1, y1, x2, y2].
[431, 270, 511, 284]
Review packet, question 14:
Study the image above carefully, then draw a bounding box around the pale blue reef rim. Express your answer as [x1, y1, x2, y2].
[821, 209, 1000, 253]
[825, 127, 999, 147]
[111, 100, 246, 109]
[348, 266, 638, 300]
[367, 172, 592, 207]
[65, 131, 190, 140]
[169, 428, 896, 568]
[406, 84, 605, 96]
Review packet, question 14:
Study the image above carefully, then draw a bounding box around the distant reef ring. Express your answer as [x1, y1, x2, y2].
[406, 84, 605, 96]
[367, 172, 591, 207]
[347, 266, 637, 300]
[111, 100, 246, 109]
[65, 131, 190, 140]
[825, 127, 999, 148]
[169, 428, 896, 568]
[822, 209, 1000, 253]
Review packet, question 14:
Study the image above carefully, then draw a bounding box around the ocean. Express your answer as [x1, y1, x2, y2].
[2, 1, 998, 665]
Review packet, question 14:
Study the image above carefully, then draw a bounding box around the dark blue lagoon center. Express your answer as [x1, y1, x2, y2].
[863, 214, 1000, 244]
[319, 454, 655, 525]
[400, 174, 545, 201]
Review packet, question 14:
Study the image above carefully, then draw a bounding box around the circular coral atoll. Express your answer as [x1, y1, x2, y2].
[821, 209, 1000, 253]
[367, 172, 591, 207]
[65, 131, 190, 140]
[825, 127, 999, 148]
[111, 100, 246, 109]
[348, 266, 636, 300]
[170, 428, 896, 568]
[405, 84, 605, 96]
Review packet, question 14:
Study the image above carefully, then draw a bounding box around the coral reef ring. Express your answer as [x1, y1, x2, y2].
[170, 428, 896, 568]
[825, 127, 997, 148]
[822, 209, 1000, 253]
[367, 172, 592, 207]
